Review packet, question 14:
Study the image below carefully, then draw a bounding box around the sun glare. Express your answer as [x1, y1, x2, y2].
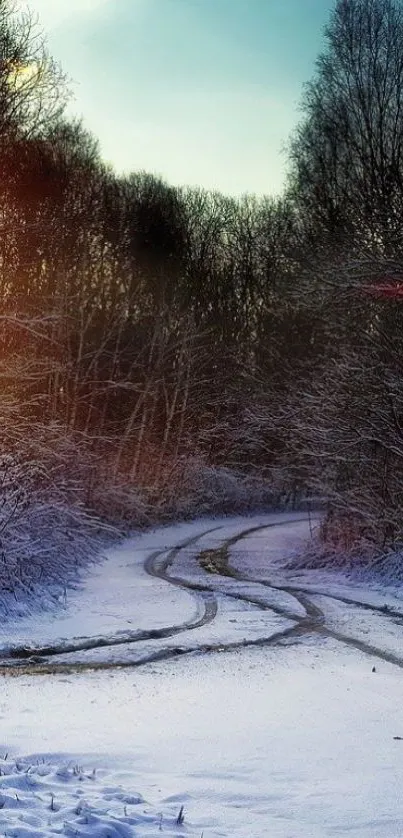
[5, 60, 39, 89]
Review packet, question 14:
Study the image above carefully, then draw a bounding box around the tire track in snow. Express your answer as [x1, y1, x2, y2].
[197, 519, 321, 622]
[214, 521, 403, 622]
[204, 521, 403, 669]
[0, 625, 305, 677]
[278, 585, 403, 623]
[0, 518, 344, 672]
[0, 526, 222, 662]
[0, 521, 306, 675]
[4, 517, 403, 675]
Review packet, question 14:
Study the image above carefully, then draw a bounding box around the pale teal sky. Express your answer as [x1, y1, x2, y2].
[25, 0, 333, 196]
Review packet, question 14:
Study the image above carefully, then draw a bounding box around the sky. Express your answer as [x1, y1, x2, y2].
[23, 0, 334, 197]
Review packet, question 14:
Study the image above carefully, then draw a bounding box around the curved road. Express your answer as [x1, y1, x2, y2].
[1, 515, 403, 674]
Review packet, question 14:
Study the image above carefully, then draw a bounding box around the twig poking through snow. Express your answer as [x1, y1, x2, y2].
[176, 804, 185, 825]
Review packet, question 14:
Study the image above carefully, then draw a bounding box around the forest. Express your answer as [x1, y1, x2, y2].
[0, 0, 402, 590]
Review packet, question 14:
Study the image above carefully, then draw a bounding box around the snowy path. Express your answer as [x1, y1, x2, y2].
[0, 514, 306, 668]
[2, 512, 403, 673]
[1, 514, 403, 836]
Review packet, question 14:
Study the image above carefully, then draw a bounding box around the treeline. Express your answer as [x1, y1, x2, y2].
[0, 0, 301, 535]
[1, 0, 403, 573]
[283, 0, 403, 558]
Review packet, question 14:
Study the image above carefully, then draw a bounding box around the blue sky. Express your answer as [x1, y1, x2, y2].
[27, 0, 333, 196]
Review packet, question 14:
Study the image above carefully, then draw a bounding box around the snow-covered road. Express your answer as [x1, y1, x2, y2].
[1, 514, 403, 836]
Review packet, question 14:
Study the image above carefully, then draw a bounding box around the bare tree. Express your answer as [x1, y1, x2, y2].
[289, 0, 403, 255]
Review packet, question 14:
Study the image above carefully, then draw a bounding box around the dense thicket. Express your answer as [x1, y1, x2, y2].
[283, 0, 403, 558]
[1, 0, 403, 578]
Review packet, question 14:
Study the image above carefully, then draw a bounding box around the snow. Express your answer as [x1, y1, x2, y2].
[0, 513, 403, 836]
[0, 520, 211, 650]
[0, 513, 304, 655]
[45, 596, 294, 667]
[0, 754, 180, 836]
[2, 644, 403, 837]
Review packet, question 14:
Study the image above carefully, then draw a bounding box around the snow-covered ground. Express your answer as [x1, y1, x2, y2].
[0, 514, 303, 654]
[1, 513, 403, 836]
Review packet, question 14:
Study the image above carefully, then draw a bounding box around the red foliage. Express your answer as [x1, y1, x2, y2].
[362, 281, 403, 298]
